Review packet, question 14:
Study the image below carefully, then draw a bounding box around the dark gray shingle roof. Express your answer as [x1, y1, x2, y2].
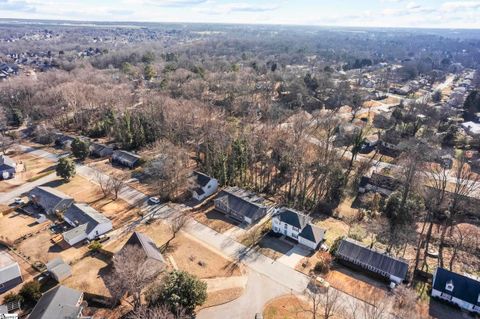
[29, 186, 73, 212]
[215, 187, 268, 220]
[299, 224, 326, 244]
[275, 208, 310, 229]
[193, 171, 212, 187]
[336, 238, 408, 281]
[112, 150, 141, 165]
[28, 285, 82, 319]
[122, 232, 165, 263]
[433, 268, 480, 306]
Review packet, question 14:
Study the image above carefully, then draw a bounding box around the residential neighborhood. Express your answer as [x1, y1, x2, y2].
[0, 13, 479, 319]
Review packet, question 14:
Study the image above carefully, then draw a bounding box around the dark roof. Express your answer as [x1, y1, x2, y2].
[89, 143, 113, 156]
[215, 187, 268, 220]
[299, 224, 326, 244]
[28, 285, 82, 319]
[275, 208, 310, 229]
[0, 155, 15, 169]
[369, 173, 402, 192]
[336, 238, 409, 281]
[63, 204, 111, 241]
[112, 150, 141, 165]
[29, 186, 73, 211]
[433, 268, 480, 306]
[122, 232, 165, 263]
[193, 171, 212, 187]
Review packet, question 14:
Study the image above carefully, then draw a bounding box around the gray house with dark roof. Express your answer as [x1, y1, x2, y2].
[0, 155, 16, 180]
[54, 133, 75, 149]
[112, 150, 141, 169]
[29, 186, 74, 215]
[191, 171, 218, 201]
[432, 268, 480, 314]
[28, 285, 85, 319]
[89, 143, 113, 158]
[119, 232, 166, 264]
[214, 187, 272, 225]
[0, 251, 22, 294]
[272, 208, 326, 250]
[62, 203, 112, 246]
[358, 173, 402, 197]
[335, 238, 409, 284]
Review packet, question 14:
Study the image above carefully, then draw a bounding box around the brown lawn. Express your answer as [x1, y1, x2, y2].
[263, 295, 312, 319]
[198, 287, 244, 310]
[324, 267, 387, 304]
[194, 206, 236, 234]
[0, 211, 51, 243]
[314, 218, 349, 246]
[63, 254, 111, 296]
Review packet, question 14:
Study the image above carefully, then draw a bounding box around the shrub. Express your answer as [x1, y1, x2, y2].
[314, 251, 332, 274]
[88, 241, 102, 252]
[19, 281, 42, 308]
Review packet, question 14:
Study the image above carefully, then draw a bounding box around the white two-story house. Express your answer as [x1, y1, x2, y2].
[191, 171, 218, 202]
[272, 207, 326, 250]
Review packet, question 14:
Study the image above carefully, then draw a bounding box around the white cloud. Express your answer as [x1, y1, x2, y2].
[440, 1, 480, 12]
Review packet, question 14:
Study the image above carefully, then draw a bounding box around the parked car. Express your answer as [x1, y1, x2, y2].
[315, 276, 330, 289]
[149, 196, 160, 204]
[255, 314, 263, 319]
[14, 197, 24, 205]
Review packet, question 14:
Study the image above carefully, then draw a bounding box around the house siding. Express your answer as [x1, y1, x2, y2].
[192, 179, 219, 201]
[87, 222, 112, 240]
[432, 289, 480, 314]
[298, 236, 318, 250]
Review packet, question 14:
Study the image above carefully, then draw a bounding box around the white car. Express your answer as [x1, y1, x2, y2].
[14, 198, 24, 205]
[149, 197, 161, 204]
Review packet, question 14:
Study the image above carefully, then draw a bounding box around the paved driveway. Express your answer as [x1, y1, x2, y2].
[277, 244, 311, 268]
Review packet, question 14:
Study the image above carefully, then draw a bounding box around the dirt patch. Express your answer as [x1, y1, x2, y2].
[63, 254, 111, 297]
[198, 287, 244, 310]
[194, 206, 236, 234]
[16, 228, 88, 264]
[0, 211, 50, 243]
[256, 234, 294, 261]
[263, 295, 311, 319]
[324, 267, 387, 304]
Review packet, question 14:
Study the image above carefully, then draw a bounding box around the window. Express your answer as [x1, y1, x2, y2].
[445, 280, 454, 292]
[478, 293, 480, 303]
[207, 185, 211, 188]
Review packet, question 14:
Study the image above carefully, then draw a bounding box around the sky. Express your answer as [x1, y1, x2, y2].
[1, 0, 480, 29]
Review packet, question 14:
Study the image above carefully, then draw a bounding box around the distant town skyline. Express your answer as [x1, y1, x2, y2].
[0, 0, 480, 29]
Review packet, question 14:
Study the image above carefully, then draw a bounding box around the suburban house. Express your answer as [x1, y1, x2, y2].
[62, 203, 112, 246]
[28, 285, 87, 319]
[46, 257, 72, 282]
[335, 238, 409, 285]
[191, 171, 218, 201]
[89, 143, 113, 158]
[111, 150, 141, 169]
[118, 232, 166, 264]
[432, 268, 480, 314]
[272, 208, 326, 250]
[0, 155, 16, 180]
[54, 133, 75, 149]
[214, 187, 272, 225]
[358, 173, 402, 197]
[29, 186, 74, 215]
[0, 251, 22, 293]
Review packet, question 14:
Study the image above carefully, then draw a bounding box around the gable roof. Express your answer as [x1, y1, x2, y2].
[63, 204, 111, 240]
[433, 268, 480, 306]
[275, 208, 310, 229]
[122, 232, 165, 263]
[215, 187, 268, 219]
[369, 173, 402, 192]
[29, 285, 82, 319]
[0, 155, 15, 169]
[0, 251, 21, 284]
[29, 186, 73, 211]
[193, 171, 212, 187]
[46, 258, 72, 281]
[299, 224, 326, 244]
[89, 143, 113, 156]
[336, 238, 409, 281]
[112, 150, 141, 164]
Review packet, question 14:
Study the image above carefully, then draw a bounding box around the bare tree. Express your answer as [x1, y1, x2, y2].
[105, 245, 164, 309]
[127, 305, 188, 319]
[345, 293, 393, 319]
[94, 171, 114, 198]
[304, 280, 342, 319]
[110, 175, 127, 200]
[163, 213, 187, 251]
